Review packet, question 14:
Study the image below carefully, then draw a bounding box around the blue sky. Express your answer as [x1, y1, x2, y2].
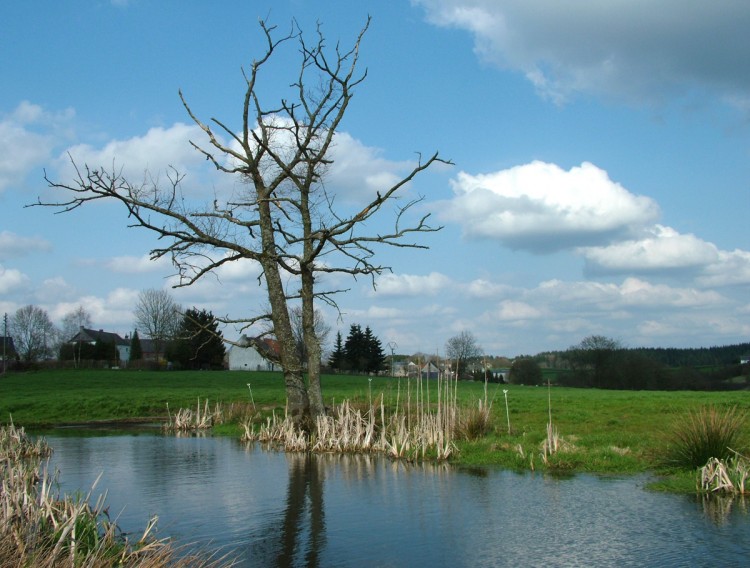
[1, 0, 748, 357]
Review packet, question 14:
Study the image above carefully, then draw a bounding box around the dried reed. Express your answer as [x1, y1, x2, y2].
[700, 452, 750, 495]
[1, 423, 233, 567]
[163, 398, 221, 433]
[241, 371, 462, 460]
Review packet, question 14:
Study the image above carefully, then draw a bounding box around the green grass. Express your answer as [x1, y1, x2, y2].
[2, 369, 749, 483]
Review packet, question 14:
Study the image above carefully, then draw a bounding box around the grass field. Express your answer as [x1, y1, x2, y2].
[2, 369, 749, 489]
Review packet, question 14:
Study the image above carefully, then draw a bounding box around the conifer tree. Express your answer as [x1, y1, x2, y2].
[129, 330, 143, 361]
[169, 308, 226, 370]
[328, 331, 345, 371]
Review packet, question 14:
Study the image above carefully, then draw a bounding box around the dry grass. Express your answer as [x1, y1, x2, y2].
[0, 423, 234, 567]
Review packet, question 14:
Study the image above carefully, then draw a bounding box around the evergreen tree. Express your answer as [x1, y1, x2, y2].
[343, 324, 365, 372]
[363, 326, 386, 373]
[169, 308, 226, 370]
[328, 331, 345, 371]
[342, 324, 386, 374]
[130, 330, 143, 361]
[94, 339, 117, 363]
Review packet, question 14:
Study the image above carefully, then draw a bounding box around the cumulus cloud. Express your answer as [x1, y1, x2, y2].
[415, 0, 750, 106]
[0, 102, 74, 192]
[0, 265, 29, 295]
[438, 161, 659, 252]
[371, 271, 452, 297]
[495, 300, 543, 321]
[579, 225, 750, 286]
[57, 122, 213, 195]
[535, 277, 725, 310]
[0, 231, 52, 260]
[466, 278, 512, 298]
[326, 132, 417, 203]
[580, 225, 719, 272]
[226, 119, 420, 206]
[697, 249, 750, 287]
[104, 254, 171, 274]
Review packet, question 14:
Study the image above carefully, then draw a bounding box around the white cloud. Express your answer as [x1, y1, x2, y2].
[535, 277, 725, 310]
[416, 0, 750, 106]
[0, 264, 29, 295]
[225, 120, 419, 206]
[579, 225, 750, 286]
[0, 231, 52, 259]
[326, 132, 417, 203]
[0, 102, 74, 192]
[495, 300, 543, 321]
[104, 254, 171, 274]
[439, 161, 659, 252]
[697, 249, 750, 287]
[372, 271, 452, 297]
[466, 278, 512, 298]
[580, 225, 719, 272]
[57, 122, 210, 194]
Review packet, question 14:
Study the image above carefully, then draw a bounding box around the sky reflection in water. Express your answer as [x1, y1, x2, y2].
[42, 433, 750, 567]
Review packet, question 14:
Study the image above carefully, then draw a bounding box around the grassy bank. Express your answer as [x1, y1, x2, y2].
[2, 369, 749, 485]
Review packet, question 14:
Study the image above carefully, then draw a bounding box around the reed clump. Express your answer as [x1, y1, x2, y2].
[242, 372, 464, 460]
[700, 452, 750, 495]
[0, 423, 232, 567]
[163, 398, 222, 433]
[665, 405, 747, 469]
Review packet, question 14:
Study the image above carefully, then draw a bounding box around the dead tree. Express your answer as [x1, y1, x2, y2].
[35, 18, 450, 423]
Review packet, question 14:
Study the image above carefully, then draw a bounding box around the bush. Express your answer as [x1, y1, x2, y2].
[508, 358, 543, 385]
[664, 405, 747, 468]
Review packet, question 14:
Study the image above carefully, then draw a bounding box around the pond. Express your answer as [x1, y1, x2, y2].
[41, 430, 750, 567]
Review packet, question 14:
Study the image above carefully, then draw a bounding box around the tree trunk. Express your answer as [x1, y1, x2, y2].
[258, 194, 310, 421]
[301, 267, 325, 418]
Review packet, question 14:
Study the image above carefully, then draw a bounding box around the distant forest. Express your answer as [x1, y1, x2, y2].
[627, 342, 750, 368]
[526, 341, 750, 391]
[536, 342, 750, 369]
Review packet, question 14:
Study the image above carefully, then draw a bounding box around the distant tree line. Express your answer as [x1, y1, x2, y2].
[555, 336, 749, 391]
[328, 324, 387, 374]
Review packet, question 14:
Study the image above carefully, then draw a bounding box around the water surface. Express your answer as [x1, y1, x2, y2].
[42, 433, 750, 567]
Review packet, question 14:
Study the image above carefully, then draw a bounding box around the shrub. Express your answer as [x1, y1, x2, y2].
[665, 405, 747, 468]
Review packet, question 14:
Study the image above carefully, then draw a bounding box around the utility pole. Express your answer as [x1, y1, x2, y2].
[2, 313, 7, 375]
[387, 341, 397, 378]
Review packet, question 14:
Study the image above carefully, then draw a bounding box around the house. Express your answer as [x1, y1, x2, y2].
[68, 327, 130, 362]
[420, 361, 440, 380]
[228, 335, 282, 371]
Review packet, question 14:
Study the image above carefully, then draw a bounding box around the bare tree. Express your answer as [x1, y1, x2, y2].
[133, 289, 182, 359]
[36, 18, 449, 422]
[10, 305, 57, 362]
[60, 305, 92, 341]
[289, 306, 330, 365]
[60, 305, 93, 368]
[445, 330, 483, 379]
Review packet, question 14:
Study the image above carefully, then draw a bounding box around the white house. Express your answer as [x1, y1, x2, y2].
[228, 335, 282, 371]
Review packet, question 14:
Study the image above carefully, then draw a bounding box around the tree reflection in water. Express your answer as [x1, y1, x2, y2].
[251, 452, 326, 568]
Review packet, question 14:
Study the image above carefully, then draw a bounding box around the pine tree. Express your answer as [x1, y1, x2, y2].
[328, 331, 345, 371]
[341, 324, 386, 374]
[169, 308, 226, 370]
[343, 324, 364, 372]
[363, 326, 386, 373]
[130, 330, 143, 361]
